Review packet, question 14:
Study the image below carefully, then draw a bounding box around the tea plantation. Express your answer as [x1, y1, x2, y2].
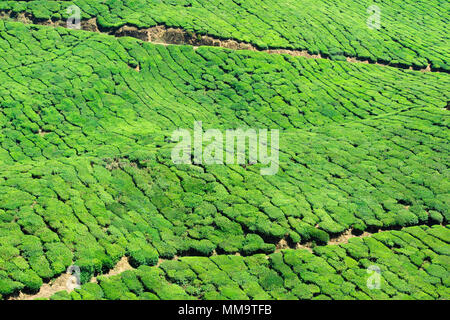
[47, 225, 449, 300]
[0, 0, 449, 70]
[0, 1, 449, 301]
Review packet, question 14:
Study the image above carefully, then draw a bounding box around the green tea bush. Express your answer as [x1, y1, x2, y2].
[0, 15, 448, 300]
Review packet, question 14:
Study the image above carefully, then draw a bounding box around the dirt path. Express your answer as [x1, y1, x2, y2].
[90, 256, 134, 283]
[275, 228, 378, 254]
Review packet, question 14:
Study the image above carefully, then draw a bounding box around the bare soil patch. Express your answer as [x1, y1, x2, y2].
[10, 257, 134, 300]
[328, 229, 372, 245]
[8, 273, 73, 300]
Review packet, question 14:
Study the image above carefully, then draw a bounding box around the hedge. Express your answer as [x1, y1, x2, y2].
[39, 226, 450, 300]
[0, 17, 448, 299]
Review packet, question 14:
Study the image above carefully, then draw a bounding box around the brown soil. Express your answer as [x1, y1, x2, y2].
[295, 242, 313, 253]
[10, 257, 134, 300]
[16, 12, 32, 24]
[328, 229, 372, 245]
[82, 18, 99, 32]
[275, 238, 289, 252]
[268, 49, 321, 59]
[8, 273, 74, 300]
[37, 129, 50, 136]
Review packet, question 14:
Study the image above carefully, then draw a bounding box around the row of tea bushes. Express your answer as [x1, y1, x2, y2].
[0, 0, 448, 70]
[0, 21, 448, 297]
[44, 225, 449, 300]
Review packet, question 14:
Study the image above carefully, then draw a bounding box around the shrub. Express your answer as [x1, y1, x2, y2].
[77, 283, 104, 300]
[259, 270, 284, 291]
[127, 240, 159, 267]
[120, 270, 144, 296]
[73, 258, 101, 284]
[10, 270, 42, 293]
[98, 276, 128, 300]
[189, 239, 216, 256]
[219, 284, 248, 300]
[50, 291, 72, 300]
[394, 209, 419, 227]
[242, 234, 275, 255]
[0, 275, 24, 296]
[429, 210, 443, 224]
[140, 292, 159, 300]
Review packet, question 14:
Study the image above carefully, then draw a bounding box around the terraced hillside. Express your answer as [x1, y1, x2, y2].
[48, 226, 449, 300]
[0, 0, 449, 70]
[0, 1, 449, 301]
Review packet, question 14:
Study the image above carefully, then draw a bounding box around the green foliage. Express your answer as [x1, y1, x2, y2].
[45, 226, 450, 300]
[0, 9, 448, 300]
[242, 234, 275, 255]
[98, 276, 129, 300]
[1, 0, 447, 70]
[0, 276, 24, 296]
[127, 242, 159, 268]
